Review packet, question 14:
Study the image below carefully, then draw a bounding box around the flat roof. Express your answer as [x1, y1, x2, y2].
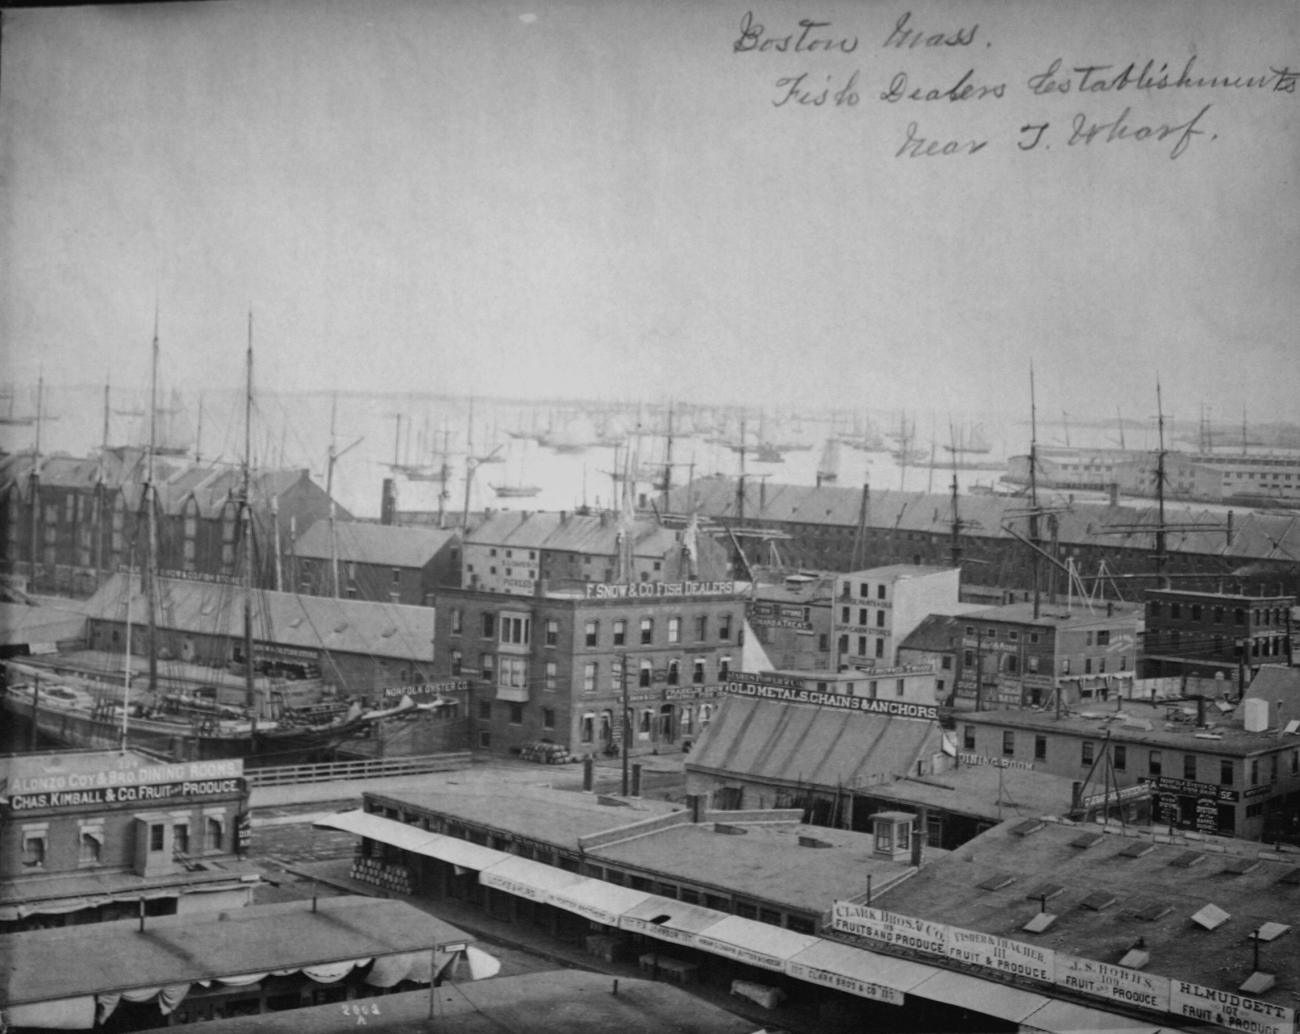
[370, 781, 682, 851]
[874, 817, 1300, 1012]
[1, 859, 261, 910]
[839, 564, 955, 581]
[181, 971, 759, 1034]
[859, 765, 1081, 822]
[960, 700, 1296, 755]
[589, 821, 935, 915]
[0, 896, 470, 1006]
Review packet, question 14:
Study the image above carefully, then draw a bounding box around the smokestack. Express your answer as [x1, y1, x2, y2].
[1107, 600, 1114, 617]
[380, 478, 396, 525]
[1109, 482, 1119, 506]
[1226, 511, 1234, 546]
[1196, 696, 1206, 728]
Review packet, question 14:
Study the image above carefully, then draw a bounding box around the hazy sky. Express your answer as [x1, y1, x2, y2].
[2, 0, 1297, 423]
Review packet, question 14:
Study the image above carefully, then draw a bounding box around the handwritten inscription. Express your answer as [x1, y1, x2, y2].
[734, 12, 858, 54]
[733, 10, 1292, 160]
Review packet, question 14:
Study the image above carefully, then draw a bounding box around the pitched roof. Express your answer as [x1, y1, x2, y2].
[898, 614, 963, 654]
[82, 572, 435, 662]
[295, 520, 459, 568]
[687, 695, 943, 789]
[467, 510, 684, 558]
[669, 476, 1300, 562]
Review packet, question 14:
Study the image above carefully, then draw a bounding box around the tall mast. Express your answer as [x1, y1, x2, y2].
[102, 374, 111, 450]
[145, 312, 159, 695]
[949, 420, 962, 568]
[662, 402, 674, 510]
[1029, 363, 1041, 619]
[28, 371, 44, 591]
[327, 394, 340, 598]
[195, 394, 204, 465]
[242, 313, 255, 709]
[1117, 406, 1126, 451]
[1154, 380, 1168, 588]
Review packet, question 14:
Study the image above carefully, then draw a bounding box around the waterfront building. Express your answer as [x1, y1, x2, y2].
[831, 564, 962, 670]
[293, 520, 461, 605]
[1141, 586, 1295, 683]
[0, 748, 256, 934]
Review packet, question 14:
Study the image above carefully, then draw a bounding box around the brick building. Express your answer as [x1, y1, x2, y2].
[433, 581, 746, 756]
[462, 509, 729, 597]
[831, 565, 962, 670]
[0, 749, 256, 934]
[746, 572, 835, 672]
[953, 601, 1141, 711]
[955, 702, 1300, 840]
[1141, 586, 1294, 684]
[293, 520, 461, 605]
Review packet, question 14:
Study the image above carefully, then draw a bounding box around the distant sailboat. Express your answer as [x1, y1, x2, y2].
[816, 438, 841, 485]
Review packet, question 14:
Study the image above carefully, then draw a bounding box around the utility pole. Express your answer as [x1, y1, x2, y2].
[1154, 381, 1169, 589]
[145, 315, 159, 696]
[242, 313, 255, 711]
[620, 653, 630, 797]
[28, 371, 43, 593]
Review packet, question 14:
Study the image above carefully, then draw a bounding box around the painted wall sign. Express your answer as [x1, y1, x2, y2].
[830, 903, 948, 955]
[946, 926, 1055, 982]
[620, 915, 700, 947]
[381, 679, 468, 699]
[694, 932, 785, 972]
[1057, 954, 1171, 1012]
[1170, 980, 1295, 1034]
[785, 959, 905, 1006]
[9, 778, 245, 812]
[4, 756, 243, 796]
[957, 753, 1035, 771]
[1148, 775, 1239, 803]
[725, 681, 938, 721]
[583, 580, 737, 599]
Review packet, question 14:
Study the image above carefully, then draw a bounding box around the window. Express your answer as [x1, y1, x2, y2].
[839, 635, 849, 656]
[719, 614, 732, 640]
[1270, 754, 1279, 783]
[842, 606, 851, 623]
[1114, 744, 1126, 770]
[640, 618, 653, 645]
[639, 661, 652, 688]
[500, 615, 530, 644]
[1062, 658, 1071, 675]
[613, 619, 626, 646]
[858, 635, 867, 656]
[858, 582, 869, 598]
[1170, 603, 1181, 619]
[1034, 735, 1047, 761]
[668, 617, 681, 643]
[151, 823, 166, 852]
[819, 633, 829, 651]
[666, 659, 679, 686]
[875, 638, 885, 658]
[876, 610, 886, 628]
[1003, 731, 1015, 757]
[76, 829, 101, 864]
[693, 658, 706, 684]
[1251, 758, 1260, 786]
[544, 660, 557, 691]
[22, 830, 47, 867]
[481, 613, 495, 638]
[941, 655, 952, 670]
[1184, 754, 1197, 780]
[499, 656, 526, 688]
[585, 621, 599, 647]
[173, 823, 189, 856]
[859, 608, 868, 626]
[1084, 658, 1092, 675]
[206, 817, 223, 852]
[583, 662, 597, 693]
[895, 679, 904, 697]
[964, 725, 976, 750]
[1096, 630, 1110, 646]
[1191, 604, 1202, 621]
[1220, 758, 1235, 785]
[1007, 655, 1019, 674]
[1082, 741, 1095, 766]
[451, 650, 463, 675]
[877, 584, 887, 600]
[719, 656, 731, 681]
[544, 619, 558, 646]
[451, 609, 464, 634]
[479, 699, 492, 720]
[694, 615, 708, 641]
[964, 650, 974, 667]
[581, 714, 594, 743]
[1247, 802, 1264, 819]
[1149, 751, 1162, 777]
[481, 653, 494, 681]
[508, 703, 523, 725]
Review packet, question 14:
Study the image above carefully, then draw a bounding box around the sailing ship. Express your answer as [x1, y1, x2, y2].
[942, 422, 993, 455]
[490, 438, 541, 498]
[816, 438, 841, 485]
[1, 317, 441, 764]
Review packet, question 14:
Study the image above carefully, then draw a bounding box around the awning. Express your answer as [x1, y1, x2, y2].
[2, 997, 96, 1030]
[418, 836, 510, 872]
[313, 811, 436, 852]
[545, 880, 654, 927]
[1021, 998, 1166, 1034]
[909, 968, 1052, 1022]
[478, 856, 584, 902]
[314, 812, 509, 871]
[692, 914, 820, 973]
[785, 938, 936, 1006]
[619, 895, 729, 947]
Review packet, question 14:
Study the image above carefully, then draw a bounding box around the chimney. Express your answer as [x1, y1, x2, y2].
[1243, 697, 1269, 732]
[1109, 482, 1119, 506]
[1226, 511, 1234, 547]
[1107, 600, 1114, 617]
[1196, 696, 1206, 728]
[380, 479, 396, 525]
[760, 480, 767, 512]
